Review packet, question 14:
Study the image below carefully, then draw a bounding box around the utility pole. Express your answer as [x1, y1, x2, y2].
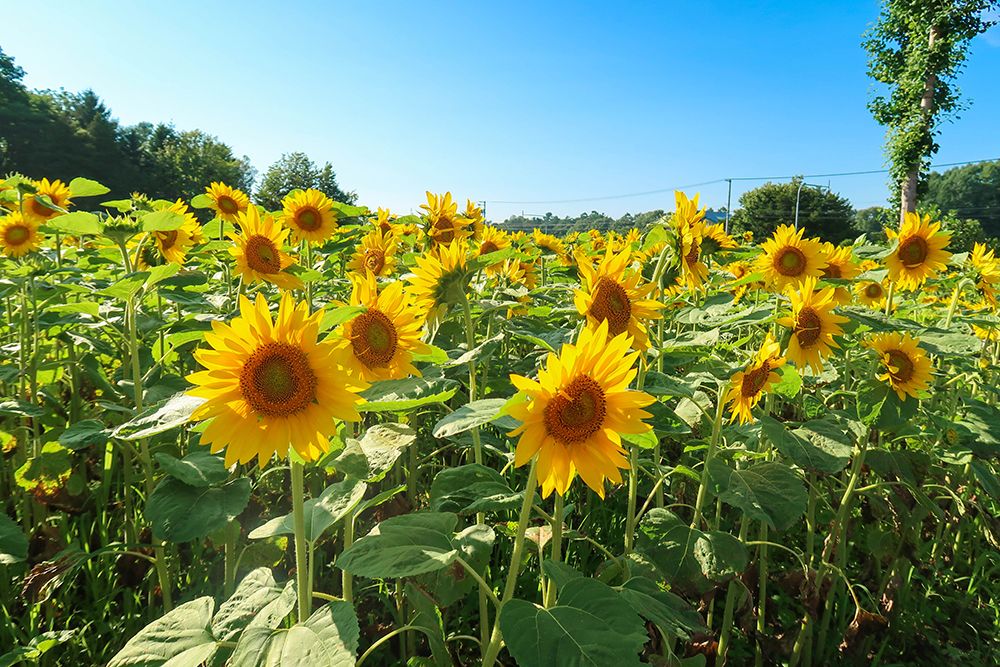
[724, 179, 732, 233]
[794, 180, 828, 230]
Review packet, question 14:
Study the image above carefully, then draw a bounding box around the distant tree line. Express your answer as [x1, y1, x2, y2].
[0, 47, 353, 209]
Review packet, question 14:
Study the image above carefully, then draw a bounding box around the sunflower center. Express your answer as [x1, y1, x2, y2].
[363, 248, 385, 274]
[741, 360, 771, 398]
[434, 219, 456, 243]
[898, 236, 928, 267]
[864, 283, 884, 299]
[685, 240, 701, 265]
[296, 208, 322, 231]
[160, 230, 178, 250]
[823, 263, 842, 279]
[246, 235, 281, 274]
[775, 247, 806, 277]
[239, 343, 317, 417]
[795, 307, 822, 348]
[543, 374, 607, 444]
[218, 195, 239, 214]
[30, 198, 55, 218]
[884, 349, 915, 384]
[4, 224, 30, 246]
[350, 309, 398, 368]
[589, 277, 631, 336]
[479, 240, 499, 256]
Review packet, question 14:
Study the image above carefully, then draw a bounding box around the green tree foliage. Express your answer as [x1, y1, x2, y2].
[500, 210, 666, 235]
[853, 205, 894, 239]
[255, 152, 356, 211]
[925, 159, 1000, 238]
[0, 46, 256, 203]
[920, 203, 986, 252]
[729, 179, 856, 244]
[863, 0, 997, 216]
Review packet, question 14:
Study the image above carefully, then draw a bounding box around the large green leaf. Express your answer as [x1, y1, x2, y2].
[249, 477, 367, 543]
[155, 451, 228, 487]
[107, 597, 216, 667]
[0, 514, 28, 565]
[229, 601, 359, 667]
[636, 509, 747, 588]
[68, 177, 110, 197]
[429, 464, 524, 515]
[359, 377, 458, 412]
[331, 423, 415, 481]
[617, 577, 705, 640]
[147, 478, 251, 543]
[414, 524, 495, 607]
[760, 416, 850, 474]
[432, 398, 507, 439]
[45, 211, 104, 235]
[58, 419, 108, 450]
[141, 209, 187, 232]
[113, 393, 206, 441]
[499, 577, 648, 667]
[336, 512, 461, 578]
[708, 460, 807, 531]
[212, 569, 295, 642]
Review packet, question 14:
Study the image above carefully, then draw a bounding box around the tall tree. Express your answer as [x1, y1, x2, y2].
[925, 159, 1000, 238]
[863, 0, 997, 223]
[255, 152, 356, 210]
[730, 179, 856, 244]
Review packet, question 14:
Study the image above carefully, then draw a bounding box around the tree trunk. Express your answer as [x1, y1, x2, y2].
[900, 24, 940, 224]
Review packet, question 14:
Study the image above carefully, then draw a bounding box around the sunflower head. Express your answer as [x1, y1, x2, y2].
[507, 320, 655, 498]
[532, 229, 568, 260]
[725, 333, 787, 424]
[0, 212, 42, 258]
[777, 277, 849, 374]
[282, 189, 338, 243]
[863, 332, 932, 400]
[374, 207, 396, 235]
[229, 205, 302, 290]
[406, 241, 471, 324]
[186, 292, 366, 466]
[23, 178, 72, 224]
[885, 212, 951, 290]
[347, 228, 399, 278]
[758, 224, 827, 291]
[420, 192, 471, 246]
[206, 182, 250, 223]
[701, 223, 737, 256]
[476, 226, 510, 274]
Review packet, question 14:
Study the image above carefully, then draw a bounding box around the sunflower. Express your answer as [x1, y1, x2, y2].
[373, 207, 396, 235]
[725, 333, 786, 424]
[574, 246, 664, 350]
[678, 221, 709, 290]
[725, 260, 761, 303]
[777, 277, 849, 374]
[462, 199, 485, 239]
[406, 241, 470, 324]
[758, 224, 827, 291]
[885, 212, 951, 290]
[500, 257, 539, 290]
[347, 228, 399, 277]
[970, 243, 1000, 306]
[864, 332, 932, 400]
[476, 226, 510, 274]
[282, 189, 338, 243]
[421, 192, 471, 246]
[337, 272, 430, 382]
[701, 223, 738, 255]
[186, 292, 365, 466]
[167, 199, 205, 245]
[228, 205, 302, 291]
[152, 201, 203, 265]
[23, 178, 72, 224]
[205, 182, 249, 223]
[507, 320, 655, 498]
[0, 212, 42, 258]
[533, 229, 568, 260]
[820, 242, 860, 304]
[854, 279, 890, 309]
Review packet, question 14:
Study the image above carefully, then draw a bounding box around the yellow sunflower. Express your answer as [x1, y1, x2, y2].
[186, 292, 366, 466]
[347, 228, 399, 278]
[758, 225, 827, 291]
[337, 272, 430, 382]
[701, 223, 738, 255]
[373, 207, 396, 235]
[725, 260, 761, 303]
[885, 212, 951, 290]
[533, 229, 568, 261]
[281, 189, 338, 243]
[864, 332, 933, 400]
[0, 212, 43, 258]
[228, 205, 303, 291]
[406, 241, 470, 323]
[725, 333, 787, 424]
[150, 200, 203, 265]
[778, 277, 849, 374]
[678, 222, 709, 290]
[476, 226, 510, 275]
[23, 178, 72, 224]
[205, 182, 250, 223]
[421, 192, 472, 246]
[507, 320, 655, 498]
[854, 279, 890, 309]
[820, 242, 860, 304]
[971, 243, 1000, 306]
[462, 199, 485, 239]
[573, 246, 664, 350]
[167, 199, 205, 245]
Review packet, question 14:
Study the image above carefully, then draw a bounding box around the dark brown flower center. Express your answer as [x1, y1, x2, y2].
[296, 207, 322, 231]
[363, 248, 385, 274]
[160, 230, 178, 250]
[218, 195, 239, 215]
[589, 277, 631, 336]
[543, 374, 607, 444]
[4, 224, 30, 246]
[774, 246, 806, 277]
[898, 236, 929, 267]
[741, 360, 771, 397]
[685, 240, 701, 265]
[239, 343, 317, 417]
[479, 240, 499, 256]
[350, 309, 398, 368]
[885, 349, 915, 384]
[823, 263, 842, 279]
[795, 307, 822, 347]
[864, 283, 884, 299]
[246, 235, 281, 274]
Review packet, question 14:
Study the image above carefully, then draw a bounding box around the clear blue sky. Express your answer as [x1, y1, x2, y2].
[2, 1, 998, 221]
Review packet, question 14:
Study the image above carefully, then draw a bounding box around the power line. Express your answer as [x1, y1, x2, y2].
[487, 157, 1000, 206]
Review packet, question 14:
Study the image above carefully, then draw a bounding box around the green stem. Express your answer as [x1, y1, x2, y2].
[291, 460, 311, 622]
[342, 510, 355, 603]
[481, 459, 539, 666]
[692, 385, 727, 529]
[717, 518, 751, 663]
[883, 280, 895, 316]
[544, 494, 564, 608]
[624, 445, 639, 554]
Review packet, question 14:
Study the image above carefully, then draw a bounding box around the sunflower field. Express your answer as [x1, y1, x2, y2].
[2, 176, 1000, 667]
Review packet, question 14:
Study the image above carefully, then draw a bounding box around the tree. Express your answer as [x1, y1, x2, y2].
[853, 206, 894, 239]
[925, 159, 1000, 238]
[863, 0, 997, 222]
[255, 152, 356, 210]
[730, 179, 856, 244]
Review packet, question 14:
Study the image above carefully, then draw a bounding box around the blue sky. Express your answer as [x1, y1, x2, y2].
[2, 1, 998, 220]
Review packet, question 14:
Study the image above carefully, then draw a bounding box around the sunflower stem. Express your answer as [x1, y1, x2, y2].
[883, 280, 895, 316]
[692, 384, 727, 529]
[481, 458, 538, 666]
[342, 510, 355, 603]
[717, 517, 751, 663]
[544, 493, 564, 608]
[291, 459, 311, 622]
[624, 445, 639, 555]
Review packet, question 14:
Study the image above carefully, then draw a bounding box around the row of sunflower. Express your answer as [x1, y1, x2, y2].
[2, 175, 1000, 666]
